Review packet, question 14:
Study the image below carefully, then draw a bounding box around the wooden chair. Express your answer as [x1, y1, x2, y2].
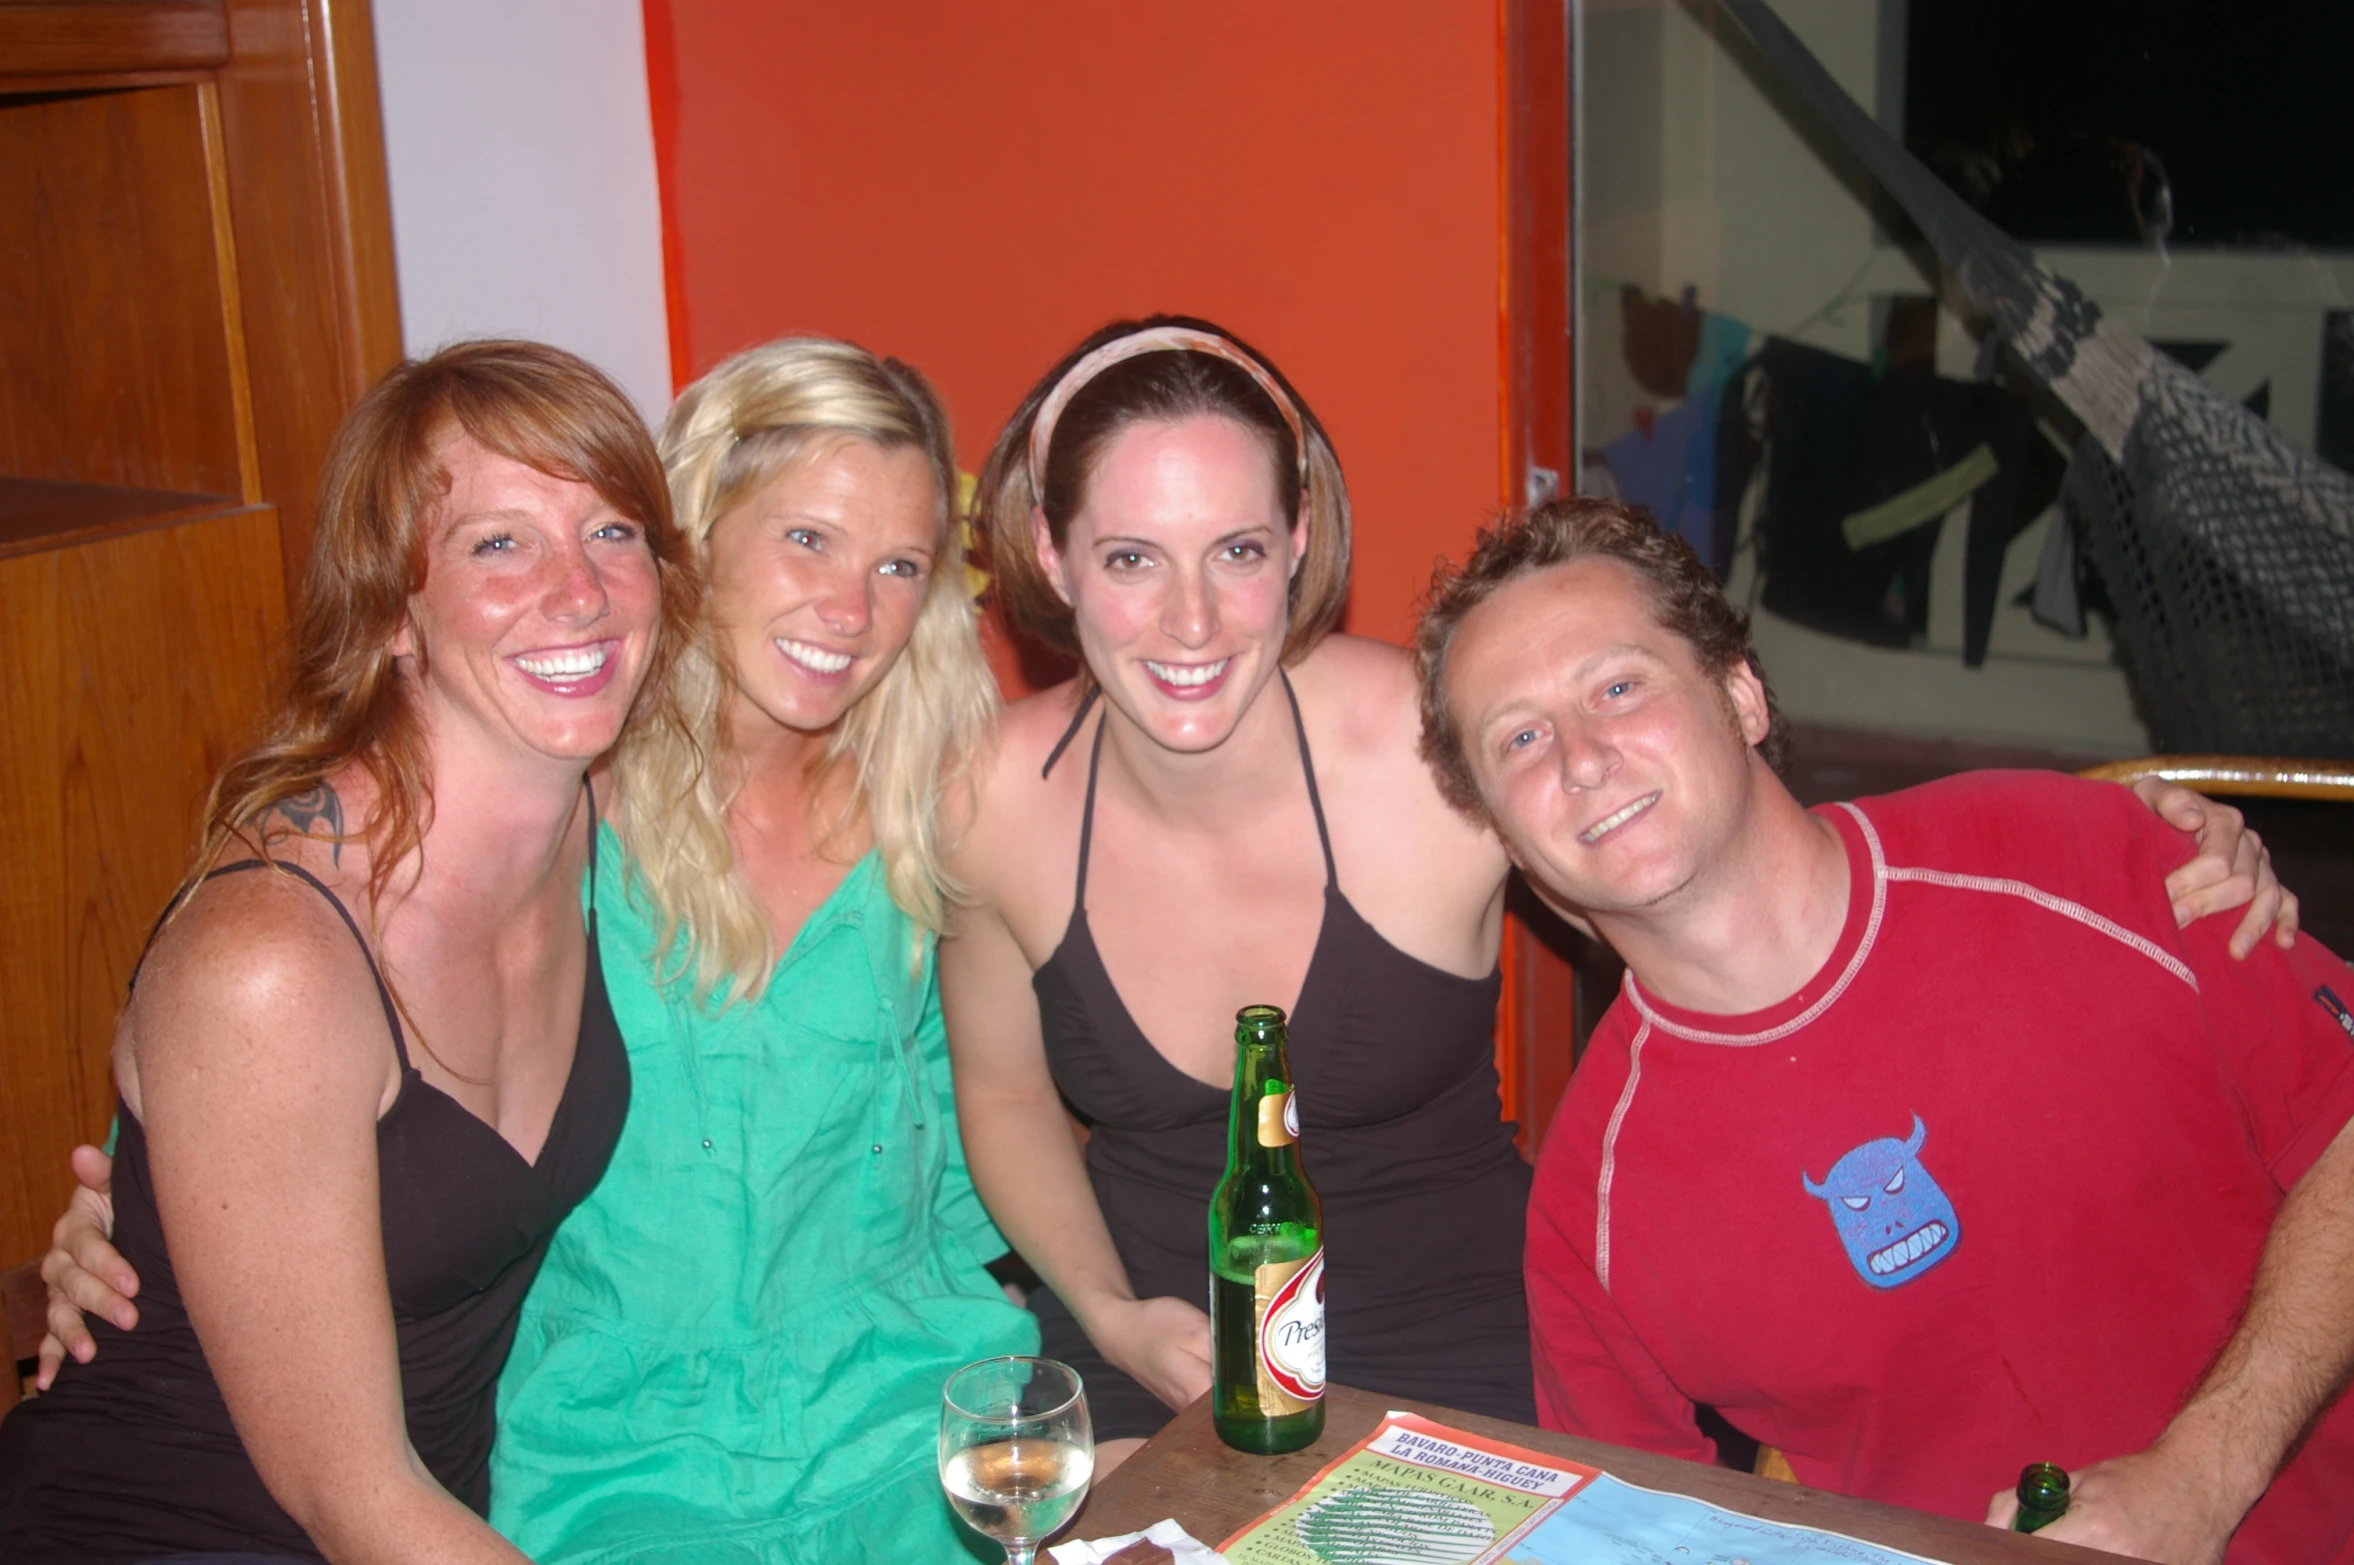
[2075, 755, 2354, 802]
[2, 1259, 44, 1419]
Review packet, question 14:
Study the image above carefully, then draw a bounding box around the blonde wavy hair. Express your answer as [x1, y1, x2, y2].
[612, 338, 996, 1002]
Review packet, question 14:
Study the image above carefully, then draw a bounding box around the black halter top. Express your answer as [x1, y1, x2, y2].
[1031, 677, 1535, 1421]
[0, 801, 630, 1564]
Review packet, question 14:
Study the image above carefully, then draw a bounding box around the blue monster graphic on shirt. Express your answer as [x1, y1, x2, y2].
[1801, 1115, 1961, 1289]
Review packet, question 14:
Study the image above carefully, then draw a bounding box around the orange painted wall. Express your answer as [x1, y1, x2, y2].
[648, 0, 1504, 654]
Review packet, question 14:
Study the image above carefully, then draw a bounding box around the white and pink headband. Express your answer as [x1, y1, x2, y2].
[1025, 325, 1311, 505]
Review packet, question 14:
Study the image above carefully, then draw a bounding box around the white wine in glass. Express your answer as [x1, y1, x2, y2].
[940, 1356, 1094, 1565]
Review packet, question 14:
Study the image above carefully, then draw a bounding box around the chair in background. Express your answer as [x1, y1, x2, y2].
[2076, 756, 2354, 802]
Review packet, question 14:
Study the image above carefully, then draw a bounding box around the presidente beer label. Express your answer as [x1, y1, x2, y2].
[1255, 1248, 1327, 1411]
[1257, 1084, 1297, 1147]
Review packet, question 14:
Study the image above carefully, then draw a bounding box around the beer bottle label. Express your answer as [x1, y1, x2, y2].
[1257, 1087, 1297, 1148]
[1254, 1248, 1326, 1411]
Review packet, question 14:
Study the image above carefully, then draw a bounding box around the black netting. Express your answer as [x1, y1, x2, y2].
[2068, 432, 2354, 758]
[1717, 0, 2354, 758]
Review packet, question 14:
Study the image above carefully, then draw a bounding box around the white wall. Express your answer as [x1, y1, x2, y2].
[372, 0, 672, 423]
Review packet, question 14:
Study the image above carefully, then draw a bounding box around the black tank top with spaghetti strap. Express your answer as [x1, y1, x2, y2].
[1030, 677, 1534, 1422]
[0, 803, 629, 1564]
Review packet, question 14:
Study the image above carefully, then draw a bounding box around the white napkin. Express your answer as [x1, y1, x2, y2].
[1047, 1516, 1232, 1564]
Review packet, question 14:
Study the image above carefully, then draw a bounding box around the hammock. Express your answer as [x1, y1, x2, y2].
[1714, 0, 2354, 756]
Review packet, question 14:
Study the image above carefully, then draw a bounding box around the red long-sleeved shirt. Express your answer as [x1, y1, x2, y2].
[1529, 772, 2354, 1563]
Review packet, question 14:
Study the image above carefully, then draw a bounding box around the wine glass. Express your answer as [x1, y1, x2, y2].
[940, 1355, 1095, 1565]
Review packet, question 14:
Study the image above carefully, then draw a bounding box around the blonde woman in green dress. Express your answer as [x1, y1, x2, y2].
[41, 338, 1036, 1563]
[484, 338, 1036, 1562]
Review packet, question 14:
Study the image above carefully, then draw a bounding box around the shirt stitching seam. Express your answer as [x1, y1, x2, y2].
[1626, 802, 1890, 1047]
[1596, 1017, 1650, 1295]
[1879, 865, 2199, 992]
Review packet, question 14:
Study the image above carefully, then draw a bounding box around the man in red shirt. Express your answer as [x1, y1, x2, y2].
[1415, 497, 2354, 1565]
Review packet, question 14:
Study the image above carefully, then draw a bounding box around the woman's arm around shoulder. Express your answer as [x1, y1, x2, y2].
[123, 869, 530, 1565]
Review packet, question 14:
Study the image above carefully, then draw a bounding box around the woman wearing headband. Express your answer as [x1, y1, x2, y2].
[944, 314, 2295, 1464]
[947, 316, 1544, 1459]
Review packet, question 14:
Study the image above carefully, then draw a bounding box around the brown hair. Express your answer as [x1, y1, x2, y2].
[974, 314, 1351, 665]
[1416, 495, 1787, 816]
[199, 338, 701, 911]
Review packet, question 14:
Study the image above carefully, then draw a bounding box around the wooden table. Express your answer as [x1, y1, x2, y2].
[1070, 1385, 2118, 1562]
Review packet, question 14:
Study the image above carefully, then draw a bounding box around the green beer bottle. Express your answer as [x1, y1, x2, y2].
[2012, 1462, 2070, 1533]
[1208, 1004, 1326, 1454]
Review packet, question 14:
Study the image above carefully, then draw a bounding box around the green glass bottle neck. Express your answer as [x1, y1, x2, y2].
[2012, 1463, 2069, 1532]
[2016, 1464, 2069, 1509]
[1227, 1038, 1302, 1170]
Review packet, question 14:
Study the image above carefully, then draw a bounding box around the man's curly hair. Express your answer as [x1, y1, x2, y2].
[1415, 496, 1788, 819]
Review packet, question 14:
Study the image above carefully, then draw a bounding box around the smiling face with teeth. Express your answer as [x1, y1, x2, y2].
[1443, 556, 1774, 920]
[703, 437, 940, 741]
[1035, 414, 1303, 754]
[395, 433, 661, 769]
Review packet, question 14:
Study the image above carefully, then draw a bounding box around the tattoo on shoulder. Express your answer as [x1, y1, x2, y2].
[270, 782, 346, 866]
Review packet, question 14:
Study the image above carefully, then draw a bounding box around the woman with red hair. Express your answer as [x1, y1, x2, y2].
[0, 341, 695, 1564]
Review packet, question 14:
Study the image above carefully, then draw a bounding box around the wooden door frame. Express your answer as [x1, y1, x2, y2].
[1497, 0, 1581, 1154]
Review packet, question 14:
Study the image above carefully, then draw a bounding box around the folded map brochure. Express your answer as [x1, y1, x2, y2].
[1218, 1412, 1948, 1565]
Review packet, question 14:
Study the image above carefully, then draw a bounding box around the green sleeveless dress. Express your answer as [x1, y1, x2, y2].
[490, 828, 1037, 1562]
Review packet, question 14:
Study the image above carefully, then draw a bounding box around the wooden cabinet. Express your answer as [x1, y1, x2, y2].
[0, 487, 288, 1273]
[0, 1, 401, 1269]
